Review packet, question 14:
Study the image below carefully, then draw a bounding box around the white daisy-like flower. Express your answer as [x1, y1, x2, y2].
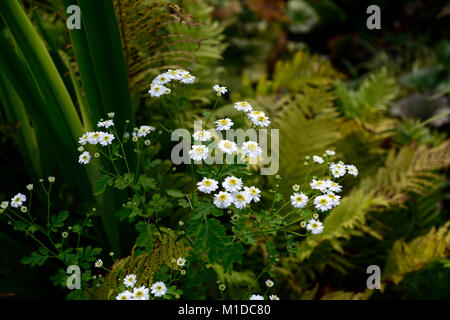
[78, 151, 91, 165]
[234, 101, 253, 112]
[310, 179, 328, 193]
[152, 73, 171, 85]
[265, 279, 274, 287]
[346, 164, 358, 177]
[193, 130, 212, 142]
[98, 132, 115, 146]
[197, 177, 219, 194]
[11, 193, 26, 208]
[222, 176, 243, 193]
[148, 84, 170, 97]
[94, 259, 103, 268]
[151, 281, 167, 297]
[177, 257, 186, 267]
[325, 180, 342, 193]
[213, 84, 227, 95]
[251, 114, 270, 127]
[78, 133, 89, 145]
[132, 286, 150, 300]
[87, 131, 102, 145]
[241, 141, 262, 158]
[137, 125, 154, 138]
[247, 110, 265, 120]
[290, 192, 308, 208]
[249, 295, 264, 300]
[244, 186, 261, 202]
[213, 191, 233, 209]
[233, 191, 251, 209]
[97, 120, 114, 128]
[314, 195, 333, 212]
[189, 145, 209, 161]
[327, 193, 341, 207]
[165, 69, 184, 80]
[325, 150, 335, 156]
[215, 118, 234, 131]
[306, 219, 324, 234]
[313, 155, 324, 164]
[218, 140, 238, 154]
[330, 162, 346, 178]
[180, 73, 196, 84]
[123, 274, 137, 288]
[1, 201, 8, 209]
[116, 291, 133, 300]
[269, 295, 280, 300]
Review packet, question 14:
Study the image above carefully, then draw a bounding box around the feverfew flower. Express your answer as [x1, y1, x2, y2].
[123, 274, 137, 288]
[87, 131, 102, 145]
[250, 295, 264, 300]
[251, 114, 270, 127]
[11, 193, 26, 208]
[213, 191, 233, 209]
[48, 176, 55, 183]
[97, 120, 114, 128]
[180, 73, 196, 84]
[1, 201, 8, 209]
[247, 110, 265, 120]
[26, 184, 33, 191]
[330, 162, 346, 178]
[177, 257, 186, 267]
[78, 151, 91, 165]
[306, 219, 324, 234]
[166, 69, 184, 80]
[310, 179, 328, 193]
[197, 177, 219, 194]
[133, 286, 150, 300]
[218, 140, 238, 154]
[265, 279, 274, 288]
[137, 125, 153, 138]
[327, 193, 341, 207]
[94, 259, 103, 268]
[98, 132, 115, 146]
[325, 180, 342, 193]
[78, 133, 89, 145]
[233, 191, 251, 209]
[116, 291, 133, 300]
[222, 176, 243, 193]
[326, 150, 335, 156]
[292, 184, 300, 192]
[290, 192, 308, 208]
[313, 155, 324, 164]
[314, 195, 333, 212]
[151, 281, 167, 297]
[346, 164, 358, 177]
[148, 84, 170, 97]
[269, 295, 280, 300]
[241, 141, 262, 158]
[189, 145, 209, 161]
[244, 186, 261, 202]
[193, 130, 212, 142]
[152, 73, 171, 85]
[215, 118, 234, 131]
[213, 84, 227, 95]
[234, 101, 253, 112]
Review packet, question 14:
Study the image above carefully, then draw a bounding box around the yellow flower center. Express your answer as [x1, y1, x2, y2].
[195, 147, 203, 154]
[236, 194, 245, 201]
[320, 199, 328, 205]
[219, 194, 227, 200]
[248, 143, 257, 150]
[296, 197, 302, 202]
[257, 116, 265, 121]
[204, 180, 211, 186]
[224, 142, 232, 149]
[220, 120, 228, 125]
[154, 87, 160, 92]
[229, 179, 237, 185]
[135, 291, 143, 298]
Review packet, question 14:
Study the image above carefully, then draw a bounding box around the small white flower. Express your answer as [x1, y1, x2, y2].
[292, 184, 300, 192]
[180, 73, 196, 84]
[346, 164, 358, 177]
[193, 130, 212, 142]
[165, 69, 184, 80]
[213, 84, 227, 95]
[137, 125, 153, 138]
[107, 112, 115, 118]
[241, 141, 262, 158]
[306, 219, 324, 234]
[78, 133, 89, 145]
[222, 176, 243, 193]
[249, 294, 264, 300]
[144, 139, 151, 146]
[152, 73, 171, 85]
[149, 84, 170, 97]
[78, 151, 91, 165]
[290, 192, 308, 208]
[314, 195, 333, 212]
[313, 155, 324, 164]
[197, 177, 219, 194]
[26, 184, 33, 191]
[98, 132, 115, 146]
[97, 120, 114, 128]
[177, 257, 186, 267]
[218, 140, 238, 154]
[269, 295, 280, 300]
[330, 162, 346, 178]
[325, 180, 342, 193]
[11, 193, 26, 208]
[95, 259, 103, 268]
[87, 131, 102, 145]
[189, 145, 209, 161]
[247, 110, 265, 120]
[244, 186, 261, 202]
[116, 291, 133, 300]
[233, 191, 251, 209]
[251, 114, 270, 127]
[265, 279, 274, 288]
[214, 191, 233, 209]
[132, 286, 150, 300]
[327, 192, 341, 207]
[1, 201, 8, 209]
[21, 206, 27, 213]
[151, 281, 167, 297]
[123, 274, 137, 288]
[215, 118, 234, 131]
[310, 179, 328, 193]
[234, 101, 253, 112]
[48, 176, 55, 183]
[325, 150, 335, 156]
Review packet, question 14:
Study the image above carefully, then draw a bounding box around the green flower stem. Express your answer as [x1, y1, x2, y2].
[110, 125, 131, 175]
[205, 98, 219, 128]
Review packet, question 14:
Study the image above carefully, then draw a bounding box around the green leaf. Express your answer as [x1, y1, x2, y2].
[50, 210, 69, 231]
[138, 175, 157, 190]
[178, 199, 190, 208]
[166, 189, 184, 198]
[222, 242, 244, 273]
[187, 217, 227, 263]
[21, 251, 49, 267]
[93, 175, 113, 196]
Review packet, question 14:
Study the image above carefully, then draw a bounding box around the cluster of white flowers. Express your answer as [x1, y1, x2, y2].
[78, 131, 115, 147]
[193, 130, 212, 142]
[329, 161, 358, 178]
[116, 274, 167, 300]
[197, 176, 261, 210]
[149, 69, 195, 97]
[189, 138, 262, 162]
